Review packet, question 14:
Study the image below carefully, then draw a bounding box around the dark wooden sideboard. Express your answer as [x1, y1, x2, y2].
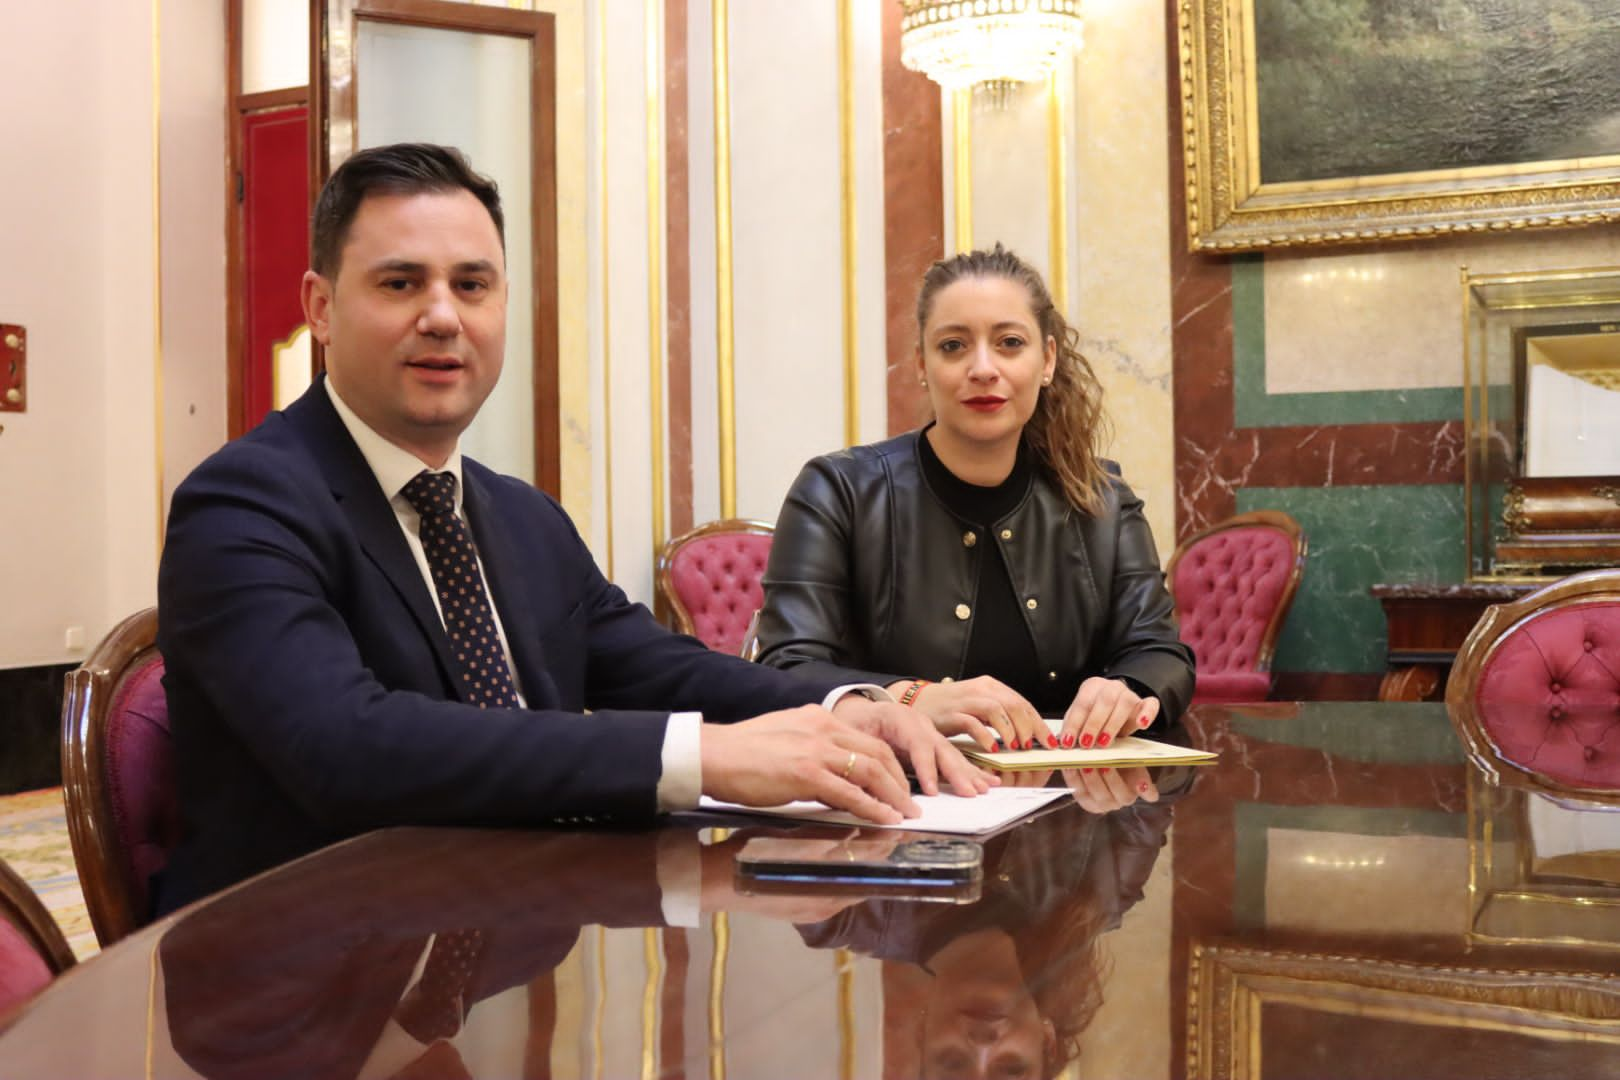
[1371, 582, 1536, 701]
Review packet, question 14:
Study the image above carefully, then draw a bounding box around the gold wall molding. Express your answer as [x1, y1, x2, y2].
[837, 0, 859, 447]
[1046, 70, 1068, 313]
[641, 928, 664, 1080]
[597, 0, 615, 576]
[712, 0, 737, 517]
[951, 88, 971, 253]
[152, 0, 166, 550]
[708, 911, 729, 1080]
[646, 0, 667, 550]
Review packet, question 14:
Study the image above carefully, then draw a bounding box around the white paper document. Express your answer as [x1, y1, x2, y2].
[693, 786, 1070, 835]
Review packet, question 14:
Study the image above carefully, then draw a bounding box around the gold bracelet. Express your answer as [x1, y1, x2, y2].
[899, 679, 930, 707]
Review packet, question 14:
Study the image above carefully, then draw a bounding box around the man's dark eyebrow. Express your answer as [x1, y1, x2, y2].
[365, 259, 499, 275]
[370, 259, 425, 275]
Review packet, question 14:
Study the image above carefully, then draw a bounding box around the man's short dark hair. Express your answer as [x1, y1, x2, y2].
[309, 143, 505, 277]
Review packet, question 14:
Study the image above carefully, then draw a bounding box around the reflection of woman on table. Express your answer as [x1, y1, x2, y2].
[797, 799, 1176, 1079]
[757, 245, 1193, 759]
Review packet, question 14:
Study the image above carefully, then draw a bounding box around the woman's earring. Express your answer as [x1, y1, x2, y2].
[920, 378, 928, 388]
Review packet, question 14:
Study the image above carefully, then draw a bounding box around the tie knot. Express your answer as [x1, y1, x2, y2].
[402, 470, 458, 518]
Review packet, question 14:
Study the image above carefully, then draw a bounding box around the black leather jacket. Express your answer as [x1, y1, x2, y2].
[756, 431, 1195, 723]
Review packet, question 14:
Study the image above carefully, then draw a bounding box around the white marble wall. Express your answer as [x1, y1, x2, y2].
[1266, 230, 1620, 395]
[955, 3, 1177, 552]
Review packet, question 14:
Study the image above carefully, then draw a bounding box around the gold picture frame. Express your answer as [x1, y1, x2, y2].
[1176, 1, 1620, 252]
[1188, 941, 1620, 1079]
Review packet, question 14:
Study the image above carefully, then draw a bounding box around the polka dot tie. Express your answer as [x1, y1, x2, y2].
[395, 927, 486, 1043]
[401, 470, 522, 710]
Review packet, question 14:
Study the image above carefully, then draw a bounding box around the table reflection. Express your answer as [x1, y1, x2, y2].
[7, 703, 1620, 1079]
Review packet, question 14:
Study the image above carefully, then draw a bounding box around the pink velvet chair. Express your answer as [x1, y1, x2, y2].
[0, 855, 75, 1024]
[1446, 570, 1620, 799]
[1166, 511, 1307, 704]
[655, 519, 774, 657]
[61, 607, 181, 946]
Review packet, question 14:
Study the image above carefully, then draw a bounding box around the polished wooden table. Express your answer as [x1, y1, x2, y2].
[4, 703, 1619, 1079]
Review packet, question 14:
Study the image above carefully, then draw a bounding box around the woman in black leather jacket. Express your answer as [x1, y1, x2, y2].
[756, 245, 1193, 761]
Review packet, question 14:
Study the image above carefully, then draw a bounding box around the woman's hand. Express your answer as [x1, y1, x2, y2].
[889, 675, 1047, 752]
[1058, 676, 1158, 753]
[1060, 765, 1158, 813]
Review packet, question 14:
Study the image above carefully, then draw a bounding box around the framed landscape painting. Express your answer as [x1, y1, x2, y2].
[1177, 0, 1620, 251]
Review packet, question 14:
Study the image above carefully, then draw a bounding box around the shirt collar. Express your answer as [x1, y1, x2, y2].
[324, 378, 464, 510]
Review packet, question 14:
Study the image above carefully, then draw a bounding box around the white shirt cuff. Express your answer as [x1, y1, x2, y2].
[655, 830, 702, 928]
[822, 682, 894, 708]
[659, 688, 888, 814]
[656, 711, 704, 812]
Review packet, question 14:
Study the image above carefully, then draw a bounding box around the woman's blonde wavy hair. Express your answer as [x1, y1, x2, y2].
[916, 244, 1112, 516]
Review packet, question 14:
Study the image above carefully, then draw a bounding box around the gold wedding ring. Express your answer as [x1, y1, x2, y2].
[840, 750, 858, 780]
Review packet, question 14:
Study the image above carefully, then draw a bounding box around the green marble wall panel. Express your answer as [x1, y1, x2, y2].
[1237, 486, 1467, 673]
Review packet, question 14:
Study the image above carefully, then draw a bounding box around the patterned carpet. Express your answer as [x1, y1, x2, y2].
[0, 787, 98, 960]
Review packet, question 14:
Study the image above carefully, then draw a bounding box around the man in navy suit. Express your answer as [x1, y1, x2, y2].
[155, 143, 986, 914]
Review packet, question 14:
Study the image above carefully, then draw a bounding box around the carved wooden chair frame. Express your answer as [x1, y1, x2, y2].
[60, 606, 161, 946]
[653, 518, 775, 655]
[0, 856, 75, 980]
[1445, 569, 1620, 803]
[1165, 509, 1308, 674]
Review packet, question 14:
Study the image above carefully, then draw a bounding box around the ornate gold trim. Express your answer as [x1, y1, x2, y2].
[146, 935, 159, 1080]
[838, 0, 859, 447]
[646, 0, 666, 551]
[593, 925, 607, 1080]
[1046, 70, 1068, 313]
[708, 911, 729, 1080]
[1190, 940, 1620, 1078]
[641, 928, 663, 1080]
[836, 947, 855, 1080]
[1177, 0, 1620, 252]
[713, 0, 737, 518]
[951, 88, 971, 253]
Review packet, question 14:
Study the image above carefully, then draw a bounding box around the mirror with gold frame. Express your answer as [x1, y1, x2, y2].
[1463, 267, 1620, 579]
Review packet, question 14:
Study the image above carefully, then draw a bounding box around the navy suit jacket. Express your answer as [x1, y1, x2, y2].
[155, 379, 840, 913]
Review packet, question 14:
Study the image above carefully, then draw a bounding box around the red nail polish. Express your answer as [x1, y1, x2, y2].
[1022, 738, 1035, 750]
[1138, 714, 1150, 728]
[1061, 733, 1075, 748]
[1080, 734, 1093, 748]
[1138, 781, 1150, 793]
[1046, 734, 1058, 749]
[1083, 767, 1093, 774]
[1099, 733, 1112, 747]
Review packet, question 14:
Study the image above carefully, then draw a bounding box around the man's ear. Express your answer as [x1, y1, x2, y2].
[301, 270, 334, 346]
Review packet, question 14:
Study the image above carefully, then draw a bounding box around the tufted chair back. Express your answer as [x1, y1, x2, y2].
[655, 520, 775, 656]
[0, 855, 75, 1023]
[1447, 570, 1620, 800]
[61, 607, 182, 947]
[1166, 511, 1307, 704]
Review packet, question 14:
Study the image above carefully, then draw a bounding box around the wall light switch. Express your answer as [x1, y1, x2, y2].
[65, 625, 86, 651]
[1, 323, 25, 413]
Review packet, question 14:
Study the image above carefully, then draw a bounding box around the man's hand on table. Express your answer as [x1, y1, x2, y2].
[700, 705, 920, 825]
[830, 695, 996, 798]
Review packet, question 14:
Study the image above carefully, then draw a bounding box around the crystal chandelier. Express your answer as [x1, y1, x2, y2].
[899, 0, 1084, 93]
